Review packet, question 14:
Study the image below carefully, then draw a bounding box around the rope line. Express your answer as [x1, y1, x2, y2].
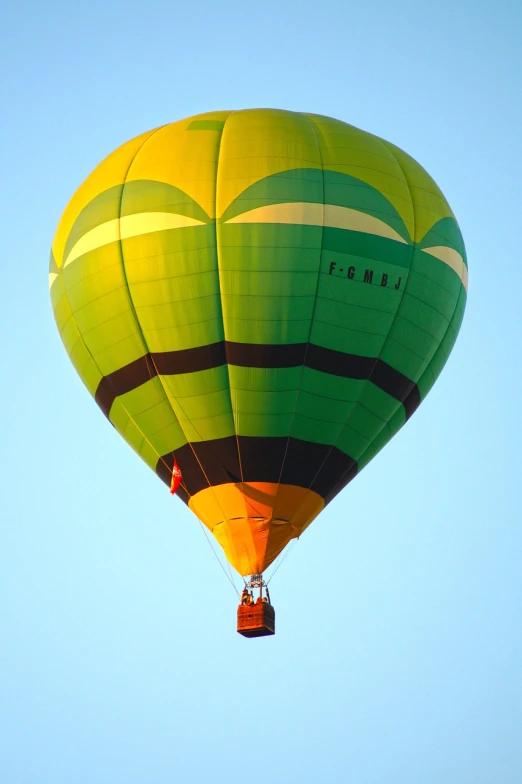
[197, 520, 240, 597]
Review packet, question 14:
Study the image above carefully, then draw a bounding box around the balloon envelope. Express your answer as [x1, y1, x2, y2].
[50, 109, 467, 576]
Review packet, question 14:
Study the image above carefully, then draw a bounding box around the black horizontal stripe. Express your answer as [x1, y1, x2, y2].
[95, 340, 420, 420]
[305, 344, 420, 420]
[226, 341, 307, 367]
[156, 436, 358, 505]
[402, 385, 421, 419]
[154, 341, 226, 375]
[95, 342, 226, 417]
[96, 355, 154, 417]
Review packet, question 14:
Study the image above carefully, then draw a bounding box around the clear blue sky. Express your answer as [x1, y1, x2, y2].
[2, 1, 521, 782]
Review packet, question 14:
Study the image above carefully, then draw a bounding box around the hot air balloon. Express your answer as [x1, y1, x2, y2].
[49, 109, 467, 636]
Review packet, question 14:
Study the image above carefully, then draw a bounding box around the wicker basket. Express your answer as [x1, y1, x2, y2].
[237, 602, 276, 637]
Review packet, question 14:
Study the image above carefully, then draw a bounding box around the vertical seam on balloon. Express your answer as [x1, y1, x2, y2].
[270, 112, 326, 543]
[407, 283, 465, 407]
[353, 284, 465, 476]
[116, 126, 229, 516]
[214, 112, 251, 523]
[54, 129, 188, 482]
[211, 110, 257, 571]
[325, 282, 464, 488]
[114, 126, 194, 499]
[295, 142, 464, 508]
[413, 222, 468, 395]
[353, 146, 461, 411]
[338, 139, 417, 412]
[286, 136, 419, 523]
[214, 111, 267, 573]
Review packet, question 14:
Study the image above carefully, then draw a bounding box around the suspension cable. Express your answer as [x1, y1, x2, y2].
[197, 520, 240, 597]
[266, 538, 299, 585]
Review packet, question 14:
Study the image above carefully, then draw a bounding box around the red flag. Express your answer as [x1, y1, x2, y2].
[170, 458, 182, 495]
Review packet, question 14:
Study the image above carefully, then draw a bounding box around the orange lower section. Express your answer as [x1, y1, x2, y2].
[188, 482, 324, 576]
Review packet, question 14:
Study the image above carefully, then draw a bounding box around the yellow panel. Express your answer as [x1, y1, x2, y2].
[225, 201, 408, 243]
[125, 111, 231, 219]
[382, 141, 455, 240]
[52, 127, 160, 266]
[63, 211, 206, 268]
[216, 109, 322, 218]
[422, 246, 468, 291]
[304, 113, 416, 239]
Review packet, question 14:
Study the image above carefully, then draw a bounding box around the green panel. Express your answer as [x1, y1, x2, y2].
[418, 287, 466, 399]
[392, 291, 450, 342]
[63, 264, 124, 315]
[322, 170, 410, 241]
[296, 390, 355, 424]
[419, 217, 466, 262]
[233, 387, 298, 417]
[231, 365, 300, 437]
[220, 168, 323, 222]
[380, 337, 429, 383]
[217, 114, 323, 462]
[62, 185, 122, 262]
[163, 367, 234, 443]
[387, 315, 440, 360]
[110, 377, 178, 423]
[378, 140, 454, 242]
[344, 402, 387, 441]
[59, 314, 80, 355]
[120, 226, 222, 355]
[120, 180, 211, 222]
[318, 268, 401, 310]
[53, 288, 71, 334]
[301, 368, 365, 401]
[110, 380, 187, 460]
[357, 406, 405, 470]
[228, 365, 302, 392]
[323, 229, 412, 268]
[305, 114, 416, 236]
[61, 242, 145, 375]
[130, 271, 219, 309]
[220, 269, 318, 298]
[135, 295, 222, 334]
[336, 425, 373, 461]
[218, 229, 321, 272]
[405, 266, 460, 319]
[171, 412, 233, 443]
[221, 167, 410, 242]
[311, 320, 386, 357]
[291, 414, 345, 445]
[236, 412, 294, 438]
[413, 248, 465, 296]
[223, 319, 312, 346]
[137, 437, 167, 473]
[355, 383, 403, 424]
[118, 152, 234, 441]
[141, 319, 225, 353]
[115, 415, 184, 472]
[121, 225, 216, 267]
[68, 334, 103, 396]
[219, 223, 324, 254]
[313, 295, 396, 336]
[222, 292, 315, 324]
[62, 247, 122, 296]
[133, 397, 177, 436]
[62, 180, 213, 264]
